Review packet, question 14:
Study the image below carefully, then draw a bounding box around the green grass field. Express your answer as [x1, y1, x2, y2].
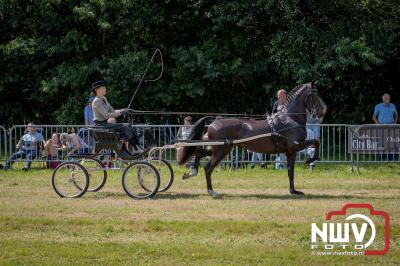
[0, 163, 399, 265]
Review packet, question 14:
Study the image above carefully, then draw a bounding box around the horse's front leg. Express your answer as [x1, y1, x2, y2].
[287, 153, 304, 195]
[292, 139, 320, 164]
[204, 146, 231, 199]
[309, 138, 320, 162]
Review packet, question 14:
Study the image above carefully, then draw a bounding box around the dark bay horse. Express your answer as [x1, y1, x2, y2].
[177, 82, 325, 198]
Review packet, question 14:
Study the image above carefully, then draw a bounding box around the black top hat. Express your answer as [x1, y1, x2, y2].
[91, 80, 106, 92]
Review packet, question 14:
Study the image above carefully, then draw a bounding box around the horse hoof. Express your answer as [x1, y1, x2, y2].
[212, 193, 222, 199]
[182, 169, 198, 180]
[208, 190, 222, 199]
[290, 190, 305, 195]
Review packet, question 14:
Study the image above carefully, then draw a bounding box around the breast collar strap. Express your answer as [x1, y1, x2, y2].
[267, 115, 289, 133]
[267, 115, 275, 132]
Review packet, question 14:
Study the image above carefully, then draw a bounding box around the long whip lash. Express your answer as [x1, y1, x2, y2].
[127, 49, 164, 110]
[126, 49, 309, 119]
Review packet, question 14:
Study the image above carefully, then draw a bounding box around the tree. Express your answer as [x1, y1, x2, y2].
[1, 0, 399, 126]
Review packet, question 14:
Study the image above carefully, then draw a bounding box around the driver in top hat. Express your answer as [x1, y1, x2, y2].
[91, 80, 144, 155]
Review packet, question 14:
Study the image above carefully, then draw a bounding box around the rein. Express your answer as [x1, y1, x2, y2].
[126, 109, 265, 118]
[126, 109, 309, 118]
[126, 83, 321, 119]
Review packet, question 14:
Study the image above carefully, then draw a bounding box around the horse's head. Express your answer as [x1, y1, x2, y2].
[305, 81, 325, 119]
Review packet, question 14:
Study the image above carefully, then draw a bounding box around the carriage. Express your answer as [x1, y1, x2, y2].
[51, 123, 174, 199]
[51, 49, 173, 199]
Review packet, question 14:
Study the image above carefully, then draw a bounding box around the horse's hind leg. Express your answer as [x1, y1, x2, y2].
[287, 153, 304, 195]
[204, 146, 231, 199]
[182, 148, 212, 179]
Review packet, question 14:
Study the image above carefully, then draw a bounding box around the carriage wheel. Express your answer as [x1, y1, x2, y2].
[78, 158, 107, 192]
[52, 162, 89, 198]
[122, 162, 160, 199]
[150, 158, 174, 192]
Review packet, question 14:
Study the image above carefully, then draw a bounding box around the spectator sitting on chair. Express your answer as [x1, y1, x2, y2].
[4, 123, 44, 170]
[43, 133, 63, 169]
[60, 133, 90, 156]
[177, 116, 193, 141]
[372, 93, 398, 124]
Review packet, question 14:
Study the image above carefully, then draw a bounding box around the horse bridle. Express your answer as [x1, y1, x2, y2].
[272, 86, 321, 116]
[305, 88, 321, 117]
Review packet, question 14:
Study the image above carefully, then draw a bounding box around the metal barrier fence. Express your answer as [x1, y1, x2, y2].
[5, 124, 184, 168]
[2, 124, 399, 169]
[0, 126, 7, 163]
[7, 125, 96, 169]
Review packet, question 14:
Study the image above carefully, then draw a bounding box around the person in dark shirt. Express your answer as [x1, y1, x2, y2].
[272, 89, 287, 114]
[271, 89, 287, 169]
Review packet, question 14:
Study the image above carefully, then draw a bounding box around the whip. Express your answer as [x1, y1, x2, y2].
[126, 49, 164, 110]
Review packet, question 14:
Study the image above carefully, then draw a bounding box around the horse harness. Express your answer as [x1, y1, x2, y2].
[266, 114, 307, 153]
[266, 114, 282, 152]
[265, 87, 320, 152]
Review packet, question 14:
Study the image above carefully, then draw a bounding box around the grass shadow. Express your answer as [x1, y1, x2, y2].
[153, 192, 393, 201]
[87, 191, 207, 200]
[87, 191, 127, 199]
[154, 192, 206, 200]
[223, 193, 377, 200]
[83, 190, 397, 201]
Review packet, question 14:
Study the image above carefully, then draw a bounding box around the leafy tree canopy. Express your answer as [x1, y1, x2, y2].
[1, 0, 399, 126]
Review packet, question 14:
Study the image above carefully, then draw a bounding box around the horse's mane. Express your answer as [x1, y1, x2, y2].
[281, 83, 309, 112]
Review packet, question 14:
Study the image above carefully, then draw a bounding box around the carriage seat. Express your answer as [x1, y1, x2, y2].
[89, 128, 123, 149]
[87, 128, 144, 160]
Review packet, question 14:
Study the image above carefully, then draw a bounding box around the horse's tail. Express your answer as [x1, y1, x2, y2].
[176, 116, 213, 165]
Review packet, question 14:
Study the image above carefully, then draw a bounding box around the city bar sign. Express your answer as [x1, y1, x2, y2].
[348, 125, 400, 154]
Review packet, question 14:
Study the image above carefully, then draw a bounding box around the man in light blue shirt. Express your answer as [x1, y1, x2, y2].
[373, 93, 398, 124]
[4, 123, 45, 170]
